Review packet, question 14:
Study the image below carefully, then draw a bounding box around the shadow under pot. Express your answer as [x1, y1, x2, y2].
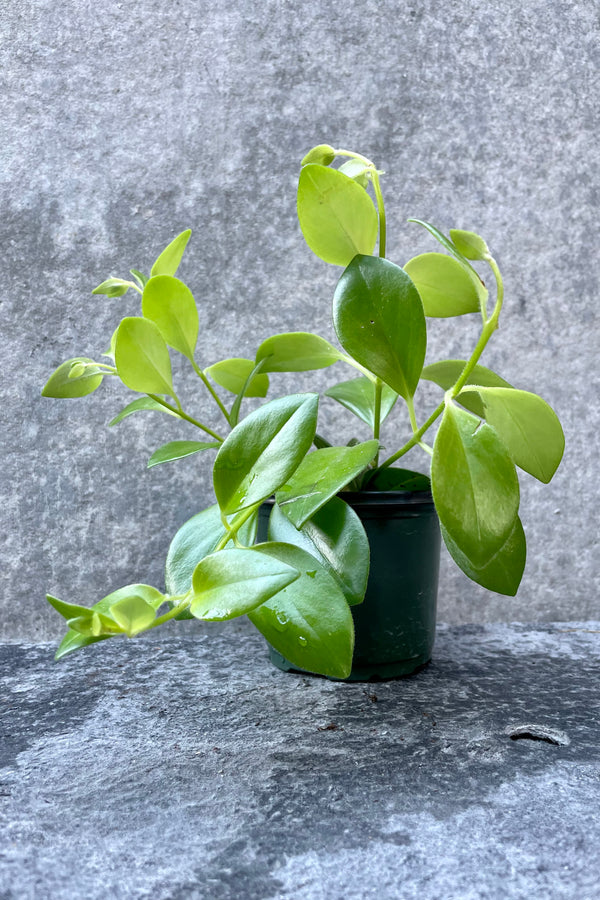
[257, 490, 441, 682]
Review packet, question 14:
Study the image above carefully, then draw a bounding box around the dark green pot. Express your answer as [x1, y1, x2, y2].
[258, 490, 441, 682]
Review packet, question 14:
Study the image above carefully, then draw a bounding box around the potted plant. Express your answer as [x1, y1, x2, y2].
[42, 143, 564, 681]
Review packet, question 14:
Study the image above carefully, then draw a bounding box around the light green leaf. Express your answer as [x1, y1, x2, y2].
[130, 269, 148, 288]
[404, 253, 483, 317]
[190, 547, 299, 620]
[301, 144, 336, 166]
[449, 229, 489, 261]
[150, 229, 192, 277]
[297, 164, 378, 266]
[422, 359, 512, 417]
[441, 517, 526, 596]
[109, 595, 157, 636]
[205, 358, 269, 397]
[42, 358, 104, 399]
[338, 158, 369, 188]
[142, 275, 199, 362]
[92, 277, 131, 298]
[268, 496, 369, 606]
[408, 219, 483, 280]
[367, 467, 431, 492]
[255, 332, 343, 373]
[229, 358, 269, 428]
[102, 327, 118, 362]
[249, 542, 354, 679]
[459, 387, 564, 483]
[109, 396, 179, 427]
[324, 376, 397, 429]
[431, 402, 520, 567]
[147, 440, 220, 468]
[333, 255, 426, 400]
[275, 441, 379, 528]
[213, 393, 319, 515]
[115, 316, 174, 395]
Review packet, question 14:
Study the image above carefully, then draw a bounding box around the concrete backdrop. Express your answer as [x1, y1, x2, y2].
[1, 0, 598, 640]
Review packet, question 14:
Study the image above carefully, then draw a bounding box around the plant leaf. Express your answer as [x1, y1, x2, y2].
[205, 358, 269, 397]
[422, 359, 513, 417]
[324, 376, 398, 429]
[130, 269, 148, 288]
[449, 228, 490, 261]
[404, 252, 483, 317]
[249, 542, 354, 679]
[141, 275, 199, 362]
[150, 229, 192, 277]
[255, 332, 343, 373]
[115, 316, 174, 395]
[333, 255, 426, 400]
[301, 144, 336, 166]
[109, 595, 157, 636]
[213, 393, 319, 515]
[42, 358, 104, 399]
[338, 158, 369, 188]
[366, 467, 431, 492]
[441, 517, 526, 596]
[407, 219, 483, 281]
[458, 387, 564, 483]
[275, 441, 379, 528]
[109, 396, 179, 426]
[431, 402, 520, 567]
[297, 164, 378, 266]
[229, 357, 269, 428]
[147, 440, 220, 468]
[91, 277, 131, 298]
[190, 547, 299, 620]
[268, 496, 369, 606]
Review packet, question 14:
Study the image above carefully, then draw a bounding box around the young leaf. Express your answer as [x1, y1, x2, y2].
[102, 327, 118, 362]
[248, 542, 355, 679]
[115, 316, 174, 395]
[449, 229, 490, 261]
[275, 441, 379, 528]
[42, 358, 104, 399]
[130, 269, 148, 288]
[301, 144, 336, 166]
[324, 376, 397, 429]
[458, 387, 565, 483]
[147, 440, 220, 468]
[441, 517, 526, 596]
[205, 358, 269, 397]
[268, 496, 369, 606]
[422, 359, 512, 417]
[338, 158, 370, 189]
[150, 229, 192, 278]
[403, 253, 483, 317]
[141, 275, 199, 362]
[229, 358, 269, 428]
[109, 595, 157, 636]
[109, 396, 179, 427]
[190, 547, 300, 620]
[408, 219, 482, 280]
[297, 164, 378, 266]
[92, 277, 131, 298]
[213, 393, 319, 515]
[333, 255, 426, 400]
[431, 403, 520, 567]
[255, 332, 343, 373]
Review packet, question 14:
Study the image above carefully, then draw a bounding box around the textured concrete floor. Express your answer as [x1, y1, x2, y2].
[1, 622, 599, 899]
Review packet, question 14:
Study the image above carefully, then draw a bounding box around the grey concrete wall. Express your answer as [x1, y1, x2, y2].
[2, 0, 598, 640]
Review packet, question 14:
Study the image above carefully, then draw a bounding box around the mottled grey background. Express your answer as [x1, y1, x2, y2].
[1, 1, 598, 640]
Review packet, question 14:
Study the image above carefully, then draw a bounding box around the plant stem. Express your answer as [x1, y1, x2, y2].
[373, 378, 382, 467]
[214, 502, 261, 553]
[191, 360, 231, 425]
[338, 353, 378, 382]
[146, 594, 192, 631]
[147, 394, 225, 442]
[370, 169, 386, 259]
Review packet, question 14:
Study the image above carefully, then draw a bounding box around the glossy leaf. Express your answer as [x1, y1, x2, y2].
[432, 402, 520, 567]
[249, 542, 354, 679]
[333, 255, 426, 400]
[205, 357, 269, 397]
[408, 218, 483, 282]
[255, 332, 343, 373]
[147, 440, 220, 468]
[150, 229, 192, 277]
[115, 316, 174, 395]
[109, 595, 157, 636]
[422, 359, 512, 417]
[367, 467, 431, 492]
[130, 269, 148, 288]
[404, 253, 484, 317]
[297, 164, 378, 266]
[92, 277, 131, 298]
[190, 547, 299, 621]
[42, 358, 104, 399]
[213, 393, 319, 515]
[459, 387, 565, 483]
[275, 441, 379, 528]
[441, 517, 526, 596]
[449, 228, 489, 261]
[324, 376, 397, 429]
[301, 144, 336, 166]
[268, 496, 369, 606]
[141, 275, 198, 362]
[109, 396, 178, 427]
[229, 358, 268, 428]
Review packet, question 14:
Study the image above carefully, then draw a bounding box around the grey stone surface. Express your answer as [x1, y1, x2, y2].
[1, 622, 600, 899]
[2, 1, 599, 638]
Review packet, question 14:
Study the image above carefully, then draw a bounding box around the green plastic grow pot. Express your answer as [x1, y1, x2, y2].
[257, 490, 441, 681]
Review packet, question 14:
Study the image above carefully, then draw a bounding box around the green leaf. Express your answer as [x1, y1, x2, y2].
[47, 595, 99, 622]
[432, 403, 520, 567]
[268, 496, 369, 606]
[42, 358, 104, 399]
[150, 229, 192, 277]
[229, 358, 269, 429]
[213, 393, 319, 515]
[109, 595, 157, 636]
[422, 359, 513, 417]
[141, 275, 199, 362]
[102, 327, 118, 362]
[255, 332, 343, 373]
[408, 219, 482, 279]
[205, 358, 269, 397]
[338, 159, 369, 188]
[441, 517, 526, 596]
[367, 467, 431, 492]
[109, 395, 179, 426]
[130, 269, 148, 288]
[297, 164, 378, 266]
[301, 144, 336, 166]
[190, 547, 300, 620]
[92, 277, 131, 298]
[115, 316, 174, 395]
[449, 229, 490, 261]
[275, 441, 379, 528]
[324, 376, 397, 429]
[249, 542, 354, 679]
[404, 252, 483, 317]
[458, 387, 564, 483]
[147, 440, 220, 468]
[333, 255, 426, 400]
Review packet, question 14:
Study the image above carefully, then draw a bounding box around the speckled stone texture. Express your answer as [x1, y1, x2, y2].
[1, 622, 599, 899]
[2, 1, 599, 638]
